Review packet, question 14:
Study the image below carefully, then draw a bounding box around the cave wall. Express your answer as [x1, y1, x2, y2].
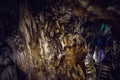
[0, 0, 120, 80]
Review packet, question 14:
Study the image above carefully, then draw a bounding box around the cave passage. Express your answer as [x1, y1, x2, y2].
[0, 0, 120, 80]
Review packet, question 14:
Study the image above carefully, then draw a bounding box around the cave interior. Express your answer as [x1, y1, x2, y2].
[0, 0, 120, 80]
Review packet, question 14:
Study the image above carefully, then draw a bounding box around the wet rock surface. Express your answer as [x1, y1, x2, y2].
[0, 0, 120, 80]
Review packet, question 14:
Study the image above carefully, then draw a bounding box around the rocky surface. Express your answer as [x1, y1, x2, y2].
[0, 0, 120, 80]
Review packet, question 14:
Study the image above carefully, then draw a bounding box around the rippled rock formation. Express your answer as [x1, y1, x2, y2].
[0, 0, 120, 80]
